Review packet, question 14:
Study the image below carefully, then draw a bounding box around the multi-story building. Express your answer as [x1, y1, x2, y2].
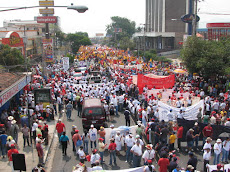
[134, 0, 195, 51]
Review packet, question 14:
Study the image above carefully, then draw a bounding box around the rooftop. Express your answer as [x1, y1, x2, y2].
[0, 71, 24, 92]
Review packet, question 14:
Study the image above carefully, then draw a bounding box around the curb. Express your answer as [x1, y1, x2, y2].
[44, 110, 65, 165]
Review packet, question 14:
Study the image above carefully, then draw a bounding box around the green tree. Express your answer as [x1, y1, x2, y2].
[106, 16, 136, 47]
[65, 32, 91, 54]
[181, 36, 230, 79]
[0, 44, 24, 67]
[118, 37, 135, 50]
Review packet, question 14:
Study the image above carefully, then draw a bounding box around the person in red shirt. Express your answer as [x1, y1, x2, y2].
[108, 138, 117, 166]
[56, 119, 66, 143]
[8, 144, 19, 171]
[202, 123, 213, 145]
[158, 154, 170, 172]
[177, 124, 184, 151]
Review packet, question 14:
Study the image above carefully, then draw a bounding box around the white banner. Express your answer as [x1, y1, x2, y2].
[81, 167, 144, 172]
[158, 100, 204, 122]
[62, 57, 69, 71]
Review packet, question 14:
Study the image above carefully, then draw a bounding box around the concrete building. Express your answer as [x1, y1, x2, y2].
[134, 0, 195, 51]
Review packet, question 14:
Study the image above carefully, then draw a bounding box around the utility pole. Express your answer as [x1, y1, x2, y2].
[192, 0, 198, 36]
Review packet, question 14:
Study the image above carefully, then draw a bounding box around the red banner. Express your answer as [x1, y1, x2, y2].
[137, 74, 175, 93]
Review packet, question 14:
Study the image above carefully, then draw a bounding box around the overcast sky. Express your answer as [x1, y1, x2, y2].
[0, 0, 230, 37]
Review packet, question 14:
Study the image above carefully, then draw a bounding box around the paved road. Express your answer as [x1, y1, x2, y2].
[50, 108, 206, 172]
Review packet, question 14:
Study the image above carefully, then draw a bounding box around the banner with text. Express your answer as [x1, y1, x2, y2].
[62, 57, 69, 71]
[158, 100, 204, 122]
[137, 73, 175, 93]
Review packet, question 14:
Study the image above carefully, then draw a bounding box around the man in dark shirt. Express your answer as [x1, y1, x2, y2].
[168, 157, 178, 172]
[160, 125, 169, 144]
[187, 152, 198, 171]
[186, 129, 195, 152]
[124, 108, 131, 126]
[149, 119, 156, 144]
[154, 124, 161, 146]
[192, 122, 201, 150]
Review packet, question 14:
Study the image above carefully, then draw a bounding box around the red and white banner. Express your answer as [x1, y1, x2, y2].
[137, 73, 175, 93]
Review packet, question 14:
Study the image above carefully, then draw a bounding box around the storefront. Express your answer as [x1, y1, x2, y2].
[207, 23, 230, 40]
[0, 73, 31, 113]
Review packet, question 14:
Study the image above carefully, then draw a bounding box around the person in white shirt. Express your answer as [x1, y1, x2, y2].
[203, 148, 211, 172]
[168, 109, 174, 122]
[213, 139, 222, 165]
[225, 118, 230, 126]
[89, 125, 97, 149]
[142, 144, 155, 165]
[222, 137, 230, 163]
[142, 109, 148, 128]
[131, 140, 142, 168]
[90, 149, 100, 167]
[115, 131, 122, 155]
[176, 98, 181, 108]
[77, 146, 86, 163]
[203, 137, 212, 153]
[125, 133, 135, 162]
[91, 160, 103, 171]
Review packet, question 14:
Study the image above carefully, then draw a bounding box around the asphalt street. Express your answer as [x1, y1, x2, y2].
[50, 108, 206, 172]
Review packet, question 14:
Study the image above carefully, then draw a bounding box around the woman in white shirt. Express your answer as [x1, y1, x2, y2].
[213, 139, 222, 165]
[222, 138, 230, 163]
[115, 131, 122, 155]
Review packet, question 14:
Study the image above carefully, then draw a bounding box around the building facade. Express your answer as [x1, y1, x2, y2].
[135, 0, 195, 51]
[207, 23, 230, 41]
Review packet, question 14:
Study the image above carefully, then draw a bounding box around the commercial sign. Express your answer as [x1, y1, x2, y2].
[181, 14, 200, 24]
[207, 23, 230, 28]
[39, 1, 54, 7]
[96, 33, 104, 37]
[2, 31, 24, 47]
[39, 8, 54, 14]
[43, 38, 53, 62]
[0, 74, 31, 108]
[37, 16, 57, 23]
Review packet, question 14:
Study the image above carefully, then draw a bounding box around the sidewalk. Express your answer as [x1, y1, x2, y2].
[0, 114, 60, 172]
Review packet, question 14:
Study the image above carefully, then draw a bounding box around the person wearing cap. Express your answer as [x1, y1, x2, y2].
[172, 165, 181, 172]
[45, 105, 51, 122]
[213, 164, 224, 172]
[110, 124, 116, 139]
[142, 144, 155, 165]
[202, 123, 213, 145]
[56, 119, 66, 143]
[72, 129, 82, 153]
[111, 94, 118, 116]
[213, 139, 222, 165]
[144, 159, 156, 172]
[98, 138, 107, 164]
[0, 130, 8, 158]
[89, 125, 97, 149]
[186, 165, 194, 172]
[10, 120, 19, 144]
[131, 139, 142, 167]
[221, 137, 230, 163]
[186, 128, 195, 152]
[108, 138, 117, 165]
[168, 109, 174, 122]
[98, 126, 106, 143]
[136, 123, 144, 140]
[187, 151, 197, 171]
[7, 144, 19, 171]
[203, 137, 212, 153]
[203, 148, 211, 172]
[115, 131, 122, 155]
[91, 160, 103, 171]
[60, 132, 69, 156]
[192, 122, 201, 150]
[36, 139, 44, 165]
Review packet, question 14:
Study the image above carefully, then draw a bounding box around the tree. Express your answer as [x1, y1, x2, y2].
[118, 37, 135, 50]
[181, 36, 230, 79]
[65, 32, 91, 54]
[106, 16, 136, 47]
[0, 44, 24, 67]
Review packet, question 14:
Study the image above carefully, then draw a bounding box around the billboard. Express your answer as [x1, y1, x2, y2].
[37, 16, 57, 23]
[96, 33, 104, 37]
[39, 1, 54, 7]
[43, 38, 53, 62]
[39, 8, 54, 14]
